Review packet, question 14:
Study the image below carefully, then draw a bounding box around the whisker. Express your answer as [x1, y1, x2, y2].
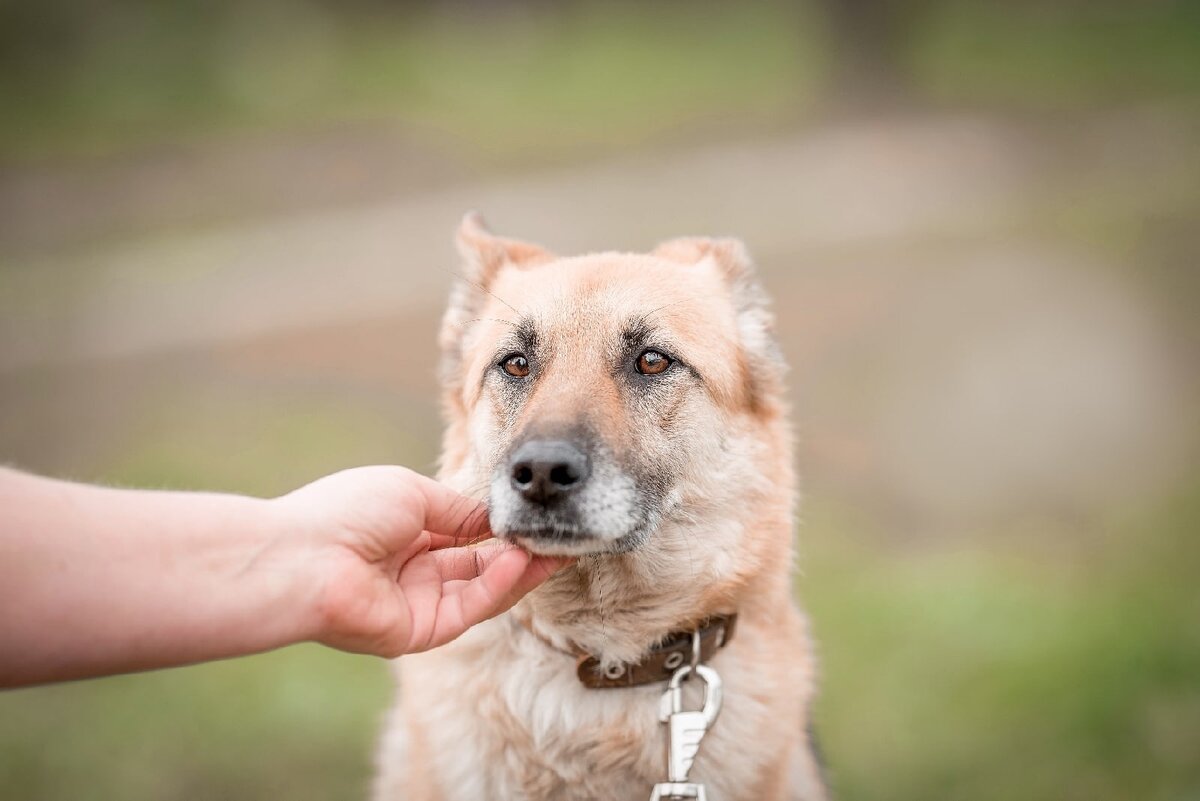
[683, 523, 698, 584]
[439, 480, 495, 546]
[461, 317, 517, 330]
[439, 266, 520, 316]
[598, 565, 608, 657]
[642, 296, 719, 321]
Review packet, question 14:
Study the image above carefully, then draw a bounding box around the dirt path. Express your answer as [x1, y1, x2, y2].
[0, 111, 1113, 369]
[1, 106, 1196, 531]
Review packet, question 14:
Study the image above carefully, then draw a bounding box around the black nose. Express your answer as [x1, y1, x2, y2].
[509, 439, 590, 505]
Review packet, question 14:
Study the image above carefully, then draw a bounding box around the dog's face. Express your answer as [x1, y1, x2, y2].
[439, 214, 784, 558]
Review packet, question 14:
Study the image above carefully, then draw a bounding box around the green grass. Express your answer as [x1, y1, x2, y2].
[908, 1, 1200, 109]
[0, 646, 391, 801]
[6, 1, 1199, 165]
[805, 486, 1200, 801]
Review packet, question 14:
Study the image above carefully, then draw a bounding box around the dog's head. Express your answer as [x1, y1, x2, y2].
[438, 213, 788, 561]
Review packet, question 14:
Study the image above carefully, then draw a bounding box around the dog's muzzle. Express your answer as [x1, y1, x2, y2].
[488, 434, 644, 555]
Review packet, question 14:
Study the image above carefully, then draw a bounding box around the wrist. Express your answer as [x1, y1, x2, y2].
[256, 493, 333, 650]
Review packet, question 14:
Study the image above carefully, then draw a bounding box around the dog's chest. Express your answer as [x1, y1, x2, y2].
[389, 619, 774, 801]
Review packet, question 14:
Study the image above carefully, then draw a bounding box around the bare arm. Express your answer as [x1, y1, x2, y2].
[0, 466, 563, 687]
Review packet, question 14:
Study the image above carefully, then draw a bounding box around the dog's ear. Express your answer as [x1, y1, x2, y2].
[456, 211, 555, 286]
[653, 236, 785, 411]
[441, 213, 555, 409]
[447, 212, 554, 330]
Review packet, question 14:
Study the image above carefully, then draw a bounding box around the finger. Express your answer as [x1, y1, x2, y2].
[455, 546, 532, 625]
[407, 473, 493, 546]
[431, 541, 513, 583]
[510, 554, 572, 600]
[425, 526, 492, 551]
[427, 551, 569, 648]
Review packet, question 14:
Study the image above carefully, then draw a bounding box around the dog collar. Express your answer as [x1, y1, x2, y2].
[516, 613, 739, 689]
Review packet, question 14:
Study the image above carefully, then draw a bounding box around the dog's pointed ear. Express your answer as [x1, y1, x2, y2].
[653, 236, 785, 411]
[653, 235, 776, 351]
[447, 212, 554, 330]
[441, 214, 555, 413]
[456, 212, 555, 287]
[652, 236, 754, 282]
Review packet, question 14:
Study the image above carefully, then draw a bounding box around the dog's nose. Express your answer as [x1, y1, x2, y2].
[509, 440, 590, 505]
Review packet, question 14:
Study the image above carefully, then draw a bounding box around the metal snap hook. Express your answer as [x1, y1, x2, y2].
[659, 663, 723, 728]
[651, 662, 724, 799]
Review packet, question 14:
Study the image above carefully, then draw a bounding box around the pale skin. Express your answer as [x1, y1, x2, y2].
[0, 465, 568, 688]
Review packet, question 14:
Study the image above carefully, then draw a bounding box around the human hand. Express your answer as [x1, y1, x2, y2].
[273, 466, 568, 658]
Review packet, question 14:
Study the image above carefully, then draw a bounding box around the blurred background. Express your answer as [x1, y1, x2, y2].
[1, 0, 1197, 798]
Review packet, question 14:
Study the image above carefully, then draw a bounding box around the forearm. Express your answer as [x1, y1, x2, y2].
[0, 469, 316, 687]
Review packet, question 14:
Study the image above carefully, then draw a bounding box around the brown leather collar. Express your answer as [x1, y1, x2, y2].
[515, 613, 738, 689]
[576, 613, 738, 688]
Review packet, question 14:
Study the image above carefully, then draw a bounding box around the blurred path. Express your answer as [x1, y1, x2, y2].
[1, 107, 1197, 529]
[3, 107, 1194, 370]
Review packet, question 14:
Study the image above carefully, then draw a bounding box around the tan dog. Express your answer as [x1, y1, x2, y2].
[373, 214, 827, 801]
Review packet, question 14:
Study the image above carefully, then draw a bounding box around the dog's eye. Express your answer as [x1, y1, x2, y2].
[500, 354, 530, 378]
[635, 349, 671, 375]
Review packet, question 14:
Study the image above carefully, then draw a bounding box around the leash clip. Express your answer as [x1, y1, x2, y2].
[649, 662, 722, 801]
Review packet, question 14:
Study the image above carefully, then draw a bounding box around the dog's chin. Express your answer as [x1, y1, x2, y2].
[502, 528, 646, 557]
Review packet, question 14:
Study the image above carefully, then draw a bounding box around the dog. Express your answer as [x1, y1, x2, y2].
[373, 213, 827, 801]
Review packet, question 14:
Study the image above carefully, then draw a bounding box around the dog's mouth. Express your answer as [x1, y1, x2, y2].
[496, 520, 649, 557]
[503, 527, 646, 557]
[508, 530, 605, 557]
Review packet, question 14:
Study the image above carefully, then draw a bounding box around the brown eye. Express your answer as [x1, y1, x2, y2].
[501, 354, 530, 378]
[636, 349, 671, 375]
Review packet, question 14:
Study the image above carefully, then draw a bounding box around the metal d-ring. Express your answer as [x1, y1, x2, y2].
[673, 629, 702, 682]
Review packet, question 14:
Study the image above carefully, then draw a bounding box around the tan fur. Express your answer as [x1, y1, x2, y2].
[374, 216, 828, 801]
